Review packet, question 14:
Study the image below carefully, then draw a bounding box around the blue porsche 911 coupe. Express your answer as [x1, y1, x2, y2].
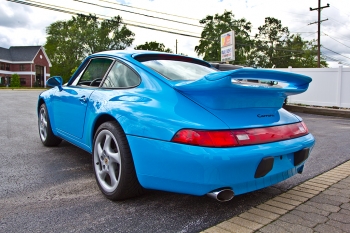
[38, 50, 315, 201]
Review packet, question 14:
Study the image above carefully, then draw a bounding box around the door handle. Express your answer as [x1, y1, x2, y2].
[79, 96, 88, 103]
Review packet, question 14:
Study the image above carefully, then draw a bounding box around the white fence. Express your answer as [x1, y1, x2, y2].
[273, 66, 350, 108]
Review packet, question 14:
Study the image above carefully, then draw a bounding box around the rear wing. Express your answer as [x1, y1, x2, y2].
[172, 68, 312, 109]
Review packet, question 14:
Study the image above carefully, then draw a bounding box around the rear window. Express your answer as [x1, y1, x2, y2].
[135, 55, 216, 81]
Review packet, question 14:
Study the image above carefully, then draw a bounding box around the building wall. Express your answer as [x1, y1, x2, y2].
[11, 63, 30, 72]
[18, 74, 31, 86]
[33, 49, 50, 74]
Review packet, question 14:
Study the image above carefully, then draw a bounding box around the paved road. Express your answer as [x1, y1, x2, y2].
[0, 90, 349, 233]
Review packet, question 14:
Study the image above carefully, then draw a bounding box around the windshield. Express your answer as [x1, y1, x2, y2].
[141, 59, 216, 81]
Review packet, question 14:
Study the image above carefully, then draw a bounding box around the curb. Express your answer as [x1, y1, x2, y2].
[202, 160, 350, 233]
[284, 105, 350, 118]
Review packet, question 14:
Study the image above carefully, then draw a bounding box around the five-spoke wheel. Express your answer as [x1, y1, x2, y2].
[38, 104, 62, 146]
[39, 106, 48, 142]
[92, 122, 143, 200]
[94, 129, 121, 193]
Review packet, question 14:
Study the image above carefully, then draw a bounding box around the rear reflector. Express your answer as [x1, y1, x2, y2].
[171, 122, 309, 147]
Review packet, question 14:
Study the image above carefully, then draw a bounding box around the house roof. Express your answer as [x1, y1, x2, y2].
[0, 46, 52, 67]
[0, 46, 42, 62]
[0, 47, 12, 61]
[9, 46, 42, 61]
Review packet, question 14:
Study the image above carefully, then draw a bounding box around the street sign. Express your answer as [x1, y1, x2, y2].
[220, 31, 235, 62]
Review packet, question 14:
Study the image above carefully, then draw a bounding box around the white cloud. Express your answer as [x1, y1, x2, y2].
[0, 0, 349, 66]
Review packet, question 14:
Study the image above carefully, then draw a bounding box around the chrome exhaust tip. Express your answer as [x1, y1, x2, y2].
[207, 189, 234, 202]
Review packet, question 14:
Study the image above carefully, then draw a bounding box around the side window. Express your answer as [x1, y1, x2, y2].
[102, 61, 140, 88]
[75, 58, 113, 86]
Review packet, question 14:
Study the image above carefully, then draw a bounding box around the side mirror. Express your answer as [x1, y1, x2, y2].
[47, 76, 63, 91]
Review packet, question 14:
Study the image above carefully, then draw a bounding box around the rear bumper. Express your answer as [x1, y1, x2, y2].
[127, 133, 315, 196]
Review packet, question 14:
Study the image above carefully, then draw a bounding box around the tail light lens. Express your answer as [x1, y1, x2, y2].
[171, 122, 309, 147]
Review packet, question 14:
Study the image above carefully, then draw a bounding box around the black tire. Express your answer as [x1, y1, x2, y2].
[92, 121, 143, 200]
[38, 103, 62, 147]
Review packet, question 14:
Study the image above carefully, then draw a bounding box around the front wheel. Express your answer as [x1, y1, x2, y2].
[38, 103, 62, 147]
[92, 121, 143, 200]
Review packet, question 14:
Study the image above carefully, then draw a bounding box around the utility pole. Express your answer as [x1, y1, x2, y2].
[175, 39, 178, 54]
[309, 0, 330, 68]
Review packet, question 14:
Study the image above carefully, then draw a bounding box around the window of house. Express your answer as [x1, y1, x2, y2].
[0, 63, 4, 70]
[20, 64, 25, 71]
[5, 64, 10, 71]
[20, 78, 26, 85]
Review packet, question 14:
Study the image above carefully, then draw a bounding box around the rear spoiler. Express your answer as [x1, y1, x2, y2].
[172, 68, 312, 109]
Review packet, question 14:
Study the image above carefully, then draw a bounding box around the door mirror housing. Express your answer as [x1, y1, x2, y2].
[47, 76, 63, 91]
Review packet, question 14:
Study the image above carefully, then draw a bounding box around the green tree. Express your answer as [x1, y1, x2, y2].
[195, 11, 252, 64]
[285, 34, 327, 68]
[134, 41, 173, 53]
[249, 17, 290, 68]
[10, 73, 21, 87]
[248, 17, 327, 68]
[45, 14, 135, 82]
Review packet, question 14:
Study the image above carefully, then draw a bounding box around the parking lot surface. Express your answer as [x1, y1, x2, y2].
[0, 90, 349, 233]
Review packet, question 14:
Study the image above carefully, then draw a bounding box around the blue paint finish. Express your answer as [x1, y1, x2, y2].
[38, 50, 316, 198]
[127, 133, 315, 195]
[173, 68, 311, 109]
[208, 108, 301, 129]
[51, 86, 95, 139]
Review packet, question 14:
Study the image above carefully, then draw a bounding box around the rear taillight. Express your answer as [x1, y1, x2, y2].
[171, 122, 309, 147]
[171, 129, 239, 147]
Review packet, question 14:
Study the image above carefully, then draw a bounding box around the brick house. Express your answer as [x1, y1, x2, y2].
[0, 46, 52, 87]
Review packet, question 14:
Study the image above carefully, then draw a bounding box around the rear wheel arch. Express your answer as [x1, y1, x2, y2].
[91, 116, 143, 200]
[92, 114, 125, 145]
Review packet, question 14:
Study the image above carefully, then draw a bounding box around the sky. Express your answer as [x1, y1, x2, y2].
[1, 0, 350, 67]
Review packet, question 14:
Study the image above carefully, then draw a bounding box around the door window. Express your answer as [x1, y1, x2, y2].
[74, 58, 113, 87]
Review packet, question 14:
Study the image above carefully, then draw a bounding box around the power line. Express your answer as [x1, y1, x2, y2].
[73, 0, 204, 28]
[24, 0, 200, 35]
[321, 46, 350, 60]
[7, 0, 202, 39]
[99, 0, 200, 21]
[271, 50, 314, 59]
[322, 54, 350, 66]
[324, 34, 350, 43]
[322, 32, 350, 50]
[322, 13, 349, 27]
[301, 32, 318, 40]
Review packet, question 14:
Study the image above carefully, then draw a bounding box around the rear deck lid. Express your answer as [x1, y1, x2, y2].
[172, 68, 311, 110]
[172, 68, 312, 128]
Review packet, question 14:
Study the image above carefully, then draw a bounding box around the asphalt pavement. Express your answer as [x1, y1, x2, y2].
[0, 90, 349, 233]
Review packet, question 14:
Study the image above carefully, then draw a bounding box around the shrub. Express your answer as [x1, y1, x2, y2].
[10, 74, 21, 87]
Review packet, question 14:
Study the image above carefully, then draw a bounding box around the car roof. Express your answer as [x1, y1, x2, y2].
[93, 50, 167, 58]
[91, 50, 212, 67]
